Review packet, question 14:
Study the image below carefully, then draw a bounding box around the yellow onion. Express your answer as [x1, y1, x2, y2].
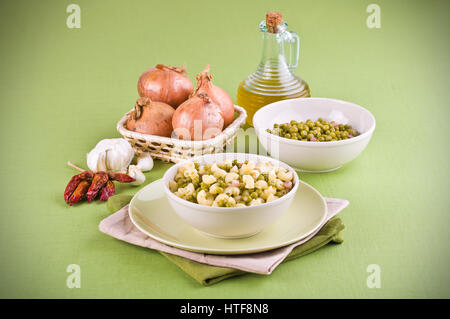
[126, 97, 175, 137]
[192, 65, 235, 127]
[137, 64, 193, 108]
[172, 93, 224, 140]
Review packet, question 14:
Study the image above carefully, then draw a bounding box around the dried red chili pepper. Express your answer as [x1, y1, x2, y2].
[99, 180, 115, 201]
[108, 172, 135, 183]
[64, 168, 135, 205]
[69, 180, 91, 206]
[86, 172, 109, 202]
[64, 170, 94, 202]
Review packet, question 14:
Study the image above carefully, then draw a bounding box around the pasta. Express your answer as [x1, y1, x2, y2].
[225, 172, 239, 184]
[266, 193, 279, 202]
[197, 190, 214, 206]
[242, 175, 255, 189]
[255, 180, 268, 190]
[202, 174, 217, 185]
[277, 168, 293, 182]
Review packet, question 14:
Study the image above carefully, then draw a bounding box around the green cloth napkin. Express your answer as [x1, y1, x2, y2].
[106, 195, 345, 286]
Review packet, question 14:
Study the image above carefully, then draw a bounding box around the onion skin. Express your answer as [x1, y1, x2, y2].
[126, 97, 175, 137]
[172, 93, 224, 140]
[192, 65, 235, 127]
[137, 64, 193, 108]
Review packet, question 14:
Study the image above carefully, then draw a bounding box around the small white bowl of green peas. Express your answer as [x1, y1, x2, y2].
[253, 97, 376, 173]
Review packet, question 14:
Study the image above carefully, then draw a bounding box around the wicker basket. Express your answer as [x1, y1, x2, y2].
[117, 105, 247, 163]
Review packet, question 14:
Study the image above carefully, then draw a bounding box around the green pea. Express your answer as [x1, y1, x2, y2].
[289, 126, 298, 133]
[250, 192, 258, 199]
[284, 133, 291, 139]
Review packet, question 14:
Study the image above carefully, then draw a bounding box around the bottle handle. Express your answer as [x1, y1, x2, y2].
[283, 30, 300, 69]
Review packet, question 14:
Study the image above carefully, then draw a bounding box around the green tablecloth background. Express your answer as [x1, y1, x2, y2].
[0, 0, 448, 298]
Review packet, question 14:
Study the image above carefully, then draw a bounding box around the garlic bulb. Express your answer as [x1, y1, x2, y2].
[86, 138, 134, 172]
[136, 153, 154, 172]
[128, 165, 145, 185]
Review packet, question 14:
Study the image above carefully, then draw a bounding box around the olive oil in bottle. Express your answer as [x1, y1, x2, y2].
[237, 12, 310, 126]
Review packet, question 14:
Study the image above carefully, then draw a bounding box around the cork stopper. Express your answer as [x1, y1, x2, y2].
[266, 12, 283, 33]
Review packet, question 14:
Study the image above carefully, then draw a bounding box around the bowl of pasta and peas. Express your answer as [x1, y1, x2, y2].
[163, 153, 299, 238]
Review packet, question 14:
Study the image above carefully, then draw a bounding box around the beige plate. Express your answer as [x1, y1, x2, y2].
[129, 179, 327, 255]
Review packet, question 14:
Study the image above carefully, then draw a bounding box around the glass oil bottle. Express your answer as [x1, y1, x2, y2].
[237, 12, 310, 126]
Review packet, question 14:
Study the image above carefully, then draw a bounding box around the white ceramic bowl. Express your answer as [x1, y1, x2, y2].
[163, 153, 299, 238]
[253, 98, 376, 172]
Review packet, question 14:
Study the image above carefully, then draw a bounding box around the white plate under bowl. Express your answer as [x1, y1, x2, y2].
[128, 178, 327, 255]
